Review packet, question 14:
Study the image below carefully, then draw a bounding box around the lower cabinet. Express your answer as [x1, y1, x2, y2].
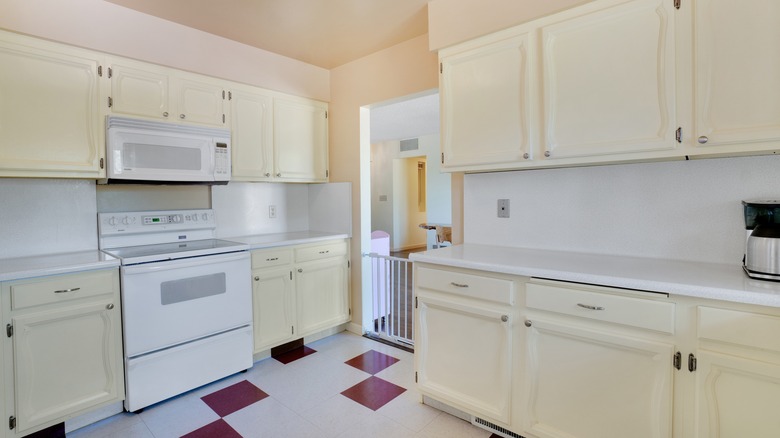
[250, 239, 350, 354]
[1, 269, 124, 437]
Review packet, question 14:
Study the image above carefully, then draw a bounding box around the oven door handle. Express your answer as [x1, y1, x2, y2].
[121, 251, 249, 275]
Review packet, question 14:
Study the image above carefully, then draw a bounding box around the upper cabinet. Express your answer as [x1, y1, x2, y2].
[440, 28, 534, 172]
[539, 0, 678, 162]
[439, 0, 780, 173]
[106, 58, 227, 128]
[691, 0, 780, 154]
[230, 84, 274, 181]
[0, 32, 105, 178]
[272, 96, 329, 183]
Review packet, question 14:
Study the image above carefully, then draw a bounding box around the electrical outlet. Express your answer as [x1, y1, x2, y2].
[497, 199, 510, 218]
[269, 205, 277, 218]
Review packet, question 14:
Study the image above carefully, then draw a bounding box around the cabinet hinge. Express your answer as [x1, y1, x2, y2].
[100, 158, 105, 169]
[415, 296, 418, 309]
[673, 351, 681, 370]
[108, 96, 113, 108]
[349, 308, 352, 316]
[228, 91, 232, 100]
[290, 271, 293, 280]
[8, 416, 15, 430]
[5, 324, 12, 338]
[326, 169, 329, 178]
[675, 127, 682, 143]
[347, 260, 350, 268]
[688, 353, 697, 372]
[222, 90, 225, 99]
[222, 114, 226, 124]
[98, 65, 102, 77]
[441, 153, 444, 164]
[415, 372, 418, 383]
[108, 67, 112, 78]
[325, 111, 328, 119]
[440, 63, 443, 74]
[673, 0, 681, 9]
[291, 326, 294, 335]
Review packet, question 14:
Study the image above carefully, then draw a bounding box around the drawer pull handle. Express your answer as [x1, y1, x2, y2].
[54, 287, 80, 294]
[319, 250, 330, 254]
[450, 282, 469, 288]
[266, 257, 278, 261]
[577, 303, 605, 311]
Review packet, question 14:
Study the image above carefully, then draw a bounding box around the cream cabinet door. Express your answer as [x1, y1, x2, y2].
[173, 75, 226, 127]
[252, 266, 295, 353]
[440, 29, 533, 171]
[0, 36, 104, 178]
[11, 298, 123, 434]
[523, 318, 673, 438]
[539, 0, 678, 161]
[231, 87, 274, 180]
[415, 291, 514, 425]
[273, 96, 328, 182]
[694, 350, 780, 438]
[692, 0, 780, 152]
[295, 257, 348, 336]
[109, 60, 170, 121]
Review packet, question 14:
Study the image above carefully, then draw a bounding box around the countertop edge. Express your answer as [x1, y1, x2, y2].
[225, 231, 350, 251]
[0, 251, 120, 282]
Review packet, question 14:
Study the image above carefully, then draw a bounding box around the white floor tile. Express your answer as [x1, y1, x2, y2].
[374, 351, 416, 389]
[378, 388, 442, 433]
[225, 396, 327, 438]
[414, 413, 493, 438]
[67, 412, 151, 438]
[137, 392, 220, 438]
[334, 412, 416, 438]
[300, 393, 377, 436]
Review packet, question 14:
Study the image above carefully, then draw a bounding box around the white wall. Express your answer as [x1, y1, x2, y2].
[212, 183, 309, 237]
[0, 179, 97, 258]
[392, 157, 428, 250]
[464, 154, 780, 265]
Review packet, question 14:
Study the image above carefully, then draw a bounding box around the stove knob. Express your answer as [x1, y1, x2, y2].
[172, 215, 182, 223]
[122, 216, 131, 225]
[201, 213, 209, 221]
[107, 216, 117, 226]
[192, 214, 198, 222]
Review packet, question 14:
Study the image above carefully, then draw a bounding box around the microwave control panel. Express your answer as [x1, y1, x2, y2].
[214, 141, 230, 179]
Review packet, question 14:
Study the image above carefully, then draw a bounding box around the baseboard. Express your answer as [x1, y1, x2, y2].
[346, 322, 363, 335]
[65, 401, 124, 433]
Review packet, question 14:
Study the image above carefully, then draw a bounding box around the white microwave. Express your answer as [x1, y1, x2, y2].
[104, 116, 231, 184]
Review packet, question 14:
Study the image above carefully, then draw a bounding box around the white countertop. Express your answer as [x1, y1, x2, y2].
[225, 231, 350, 250]
[0, 250, 120, 282]
[410, 243, 780, 308]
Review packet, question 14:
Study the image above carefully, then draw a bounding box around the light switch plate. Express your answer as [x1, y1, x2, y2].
[497, 199, 510, 218]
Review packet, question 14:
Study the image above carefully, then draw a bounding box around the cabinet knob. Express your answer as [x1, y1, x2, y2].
[524, 320, 532, 327]
[254, 276, 260, 281]
[544, 151, 551, 158]
[265, 173, 271, 177]
[276, 173, 282, 178]
[698, 136, 709, 144]
[501, 315, 509, 322]
[297, 268, 303, 273]
[163, 111, 169, 117]
[106, 303, 114, 310]
[523, 153, 530, 160]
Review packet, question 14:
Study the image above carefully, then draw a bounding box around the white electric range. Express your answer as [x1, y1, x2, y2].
[98, 209, 252, 412]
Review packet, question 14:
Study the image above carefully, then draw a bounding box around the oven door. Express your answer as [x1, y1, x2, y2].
[120, 251, 251, 358]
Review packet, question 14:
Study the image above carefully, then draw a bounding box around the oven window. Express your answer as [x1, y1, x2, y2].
[160, 273, 226, 305]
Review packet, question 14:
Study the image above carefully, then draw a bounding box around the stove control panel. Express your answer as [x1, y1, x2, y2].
[99, 209, 216, 235]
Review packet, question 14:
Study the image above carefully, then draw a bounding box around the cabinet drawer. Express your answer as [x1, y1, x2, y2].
[526, 282, 675, 334]
[699, 306, 780, 353]
[416, 266, 515, 305]
[10, 269, 116, 310]
[251, 248, 292, 269]
[294, 241, 347, 263]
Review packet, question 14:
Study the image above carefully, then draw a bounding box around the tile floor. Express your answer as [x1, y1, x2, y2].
[68, 332, 499, 438]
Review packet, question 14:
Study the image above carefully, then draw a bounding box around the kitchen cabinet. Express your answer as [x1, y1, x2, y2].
[690, 0, 780, 155]
[523, 281, 675, 438]
[439, 28, 534, 171]
[230, 85, 275, 181]
[0, 31, 105, 178]
[414, 265, 520, 427]
[0, 268, 124, 437]
[106, 57, 227, 127]
[694, 306, 780, 437]
[537, 0, 679, 163]
[250, 239, 349, 354]
[273, 96, 329, 183]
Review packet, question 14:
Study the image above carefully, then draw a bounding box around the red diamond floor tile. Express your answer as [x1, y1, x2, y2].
[180, 419, 242, 438]
[341, 376, 406, 411]
[345, 349, 401, 375]
[273, 345, 317, 364]
[201, 380, 269, 417]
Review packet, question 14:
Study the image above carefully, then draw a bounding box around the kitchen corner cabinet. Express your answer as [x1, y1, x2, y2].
[440, 28, 534, 171]
[414, 265, 519, 427]
[1, 269, 124, 437]
[0, 32, 105, 178]
[690, 0, 780, 155]
[105, 58, 227, 127]
[250, 239, 349, 354]
[273, 96, 329, 183]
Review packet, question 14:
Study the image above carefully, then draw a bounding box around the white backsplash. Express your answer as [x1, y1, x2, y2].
[211, 182, 309, 237]
[0, 178, 98, 258]
[464, 154, 780, 265]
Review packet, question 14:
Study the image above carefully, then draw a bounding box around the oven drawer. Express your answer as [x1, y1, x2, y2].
[295, 240, 348, 263]
[526, 281, 675, 334]
[251, 248, 292, 269]
[10, 269, 117, 310]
